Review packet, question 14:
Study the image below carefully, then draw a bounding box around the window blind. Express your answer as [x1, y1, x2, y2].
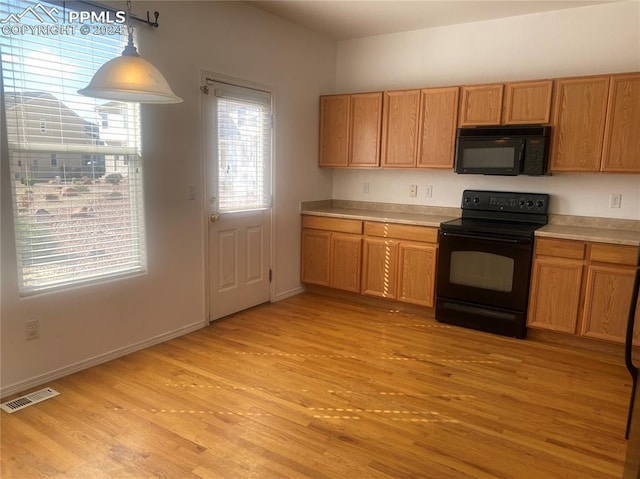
[1, 0, 146, 295]
[212, 81, 272, 213]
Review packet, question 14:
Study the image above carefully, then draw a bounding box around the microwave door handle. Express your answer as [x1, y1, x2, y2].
[518, 139, 526, 172]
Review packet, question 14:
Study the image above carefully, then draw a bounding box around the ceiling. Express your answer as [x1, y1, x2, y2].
[247, 0, 622, 40]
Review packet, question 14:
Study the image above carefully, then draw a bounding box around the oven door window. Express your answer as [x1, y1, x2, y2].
[437, 232, 533, 311]
[450, 251, 514, 292]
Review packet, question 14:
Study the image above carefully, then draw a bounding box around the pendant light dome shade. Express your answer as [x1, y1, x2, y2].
[78, 38, 182, 104]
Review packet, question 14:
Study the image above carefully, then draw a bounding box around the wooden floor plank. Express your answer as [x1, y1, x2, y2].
[1, 292, 632, 478]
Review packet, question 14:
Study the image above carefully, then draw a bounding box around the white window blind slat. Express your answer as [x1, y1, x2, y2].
[1, 0, 147, 295]
[211, 82, 271, 213]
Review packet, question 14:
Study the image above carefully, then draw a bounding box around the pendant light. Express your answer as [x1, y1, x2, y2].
[78, 1, 182, 104]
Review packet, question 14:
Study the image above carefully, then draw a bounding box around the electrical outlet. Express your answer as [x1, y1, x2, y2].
[25, 320, 39, 341]
[409, 185, 418, 198]
[424, 185, 433, 198]
[362, 182, 370, 194]
[609, 193, 622, 208]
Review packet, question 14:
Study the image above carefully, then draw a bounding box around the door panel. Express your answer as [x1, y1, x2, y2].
[204, 77, 272, 321]
[209, 210, 270, 320]
[217, 230, 238, 291]
[246, 225, 265, 284]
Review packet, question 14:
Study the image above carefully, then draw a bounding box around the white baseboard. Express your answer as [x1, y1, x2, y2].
[0, 320, 207, 399]
[273, 286, 305, 302]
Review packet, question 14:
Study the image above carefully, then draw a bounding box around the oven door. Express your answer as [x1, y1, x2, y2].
[437, 230, 533, 311]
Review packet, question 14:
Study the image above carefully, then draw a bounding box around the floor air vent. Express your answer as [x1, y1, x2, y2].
[1, 387, 59, 413]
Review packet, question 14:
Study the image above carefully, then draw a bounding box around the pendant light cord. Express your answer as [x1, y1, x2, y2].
[122, 0, 140, 57]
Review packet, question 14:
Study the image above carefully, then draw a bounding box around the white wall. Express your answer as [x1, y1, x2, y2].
[0, 1, 335, 395]
[334, 1, 640, 220]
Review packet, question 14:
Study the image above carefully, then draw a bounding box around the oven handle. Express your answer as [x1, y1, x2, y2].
[440, 231, 529, 244]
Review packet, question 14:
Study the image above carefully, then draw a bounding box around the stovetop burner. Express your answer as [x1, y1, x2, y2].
[440, 217, 545, 238]
[440, 190, 550, 238]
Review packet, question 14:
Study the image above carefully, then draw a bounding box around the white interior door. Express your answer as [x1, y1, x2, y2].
[204, 78, 272, 321]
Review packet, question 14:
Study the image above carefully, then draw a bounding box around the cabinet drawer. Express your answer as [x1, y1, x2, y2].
[535, 238, 585, 260]
[302, 216, 362, 234]
[589, 243, 638, 265]
[365, 222, 438, 243]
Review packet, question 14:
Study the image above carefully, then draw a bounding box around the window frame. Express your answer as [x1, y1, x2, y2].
[1, 0, 147, 296]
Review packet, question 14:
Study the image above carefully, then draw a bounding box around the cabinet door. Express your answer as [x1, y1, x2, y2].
[381, 90, 421, 167]
[549, 76, 610, 172]
[601, 73, 640, 173]
[350, 92, 383, 167]
[581, 264, 637, 344]
[417, 87, 459, 168]
[458, 84, 504, 126]
[319, 95, 350, 167]
[330, 233, 362, 293]
[361, 238, 398, 299]
[301, 229, 331, 286]
[503, 80, 553, 125]
[527, 257, 583, 333]
[397, 242, 437, 307]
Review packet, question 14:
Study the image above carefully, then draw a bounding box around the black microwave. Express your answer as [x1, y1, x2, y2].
[454, 125, 551, 176]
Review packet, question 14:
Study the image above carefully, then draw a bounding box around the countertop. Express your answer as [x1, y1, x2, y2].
[301, 200, 640, 247]
[300, 206, 457, 228]
[535, 224, 640, 247]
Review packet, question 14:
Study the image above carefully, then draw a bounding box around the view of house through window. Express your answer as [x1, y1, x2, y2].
[212, 81, 272, 213]
[1, 0, 146, 295]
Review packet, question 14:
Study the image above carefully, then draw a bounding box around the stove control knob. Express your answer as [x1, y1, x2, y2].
[519, 199, 525, 207]
[473, 197, 480, 205]
[526, 200, 534, 208]
[536, 200, 545, 208]
[464, 196, 472, 204]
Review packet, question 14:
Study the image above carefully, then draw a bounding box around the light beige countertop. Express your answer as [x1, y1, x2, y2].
[300, 200, 459, 228]
[301, 200, 640, 247]
[536, 224, 640, 246]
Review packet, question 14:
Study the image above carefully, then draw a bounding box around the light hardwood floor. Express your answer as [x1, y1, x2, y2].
[1, 292, 633, 478]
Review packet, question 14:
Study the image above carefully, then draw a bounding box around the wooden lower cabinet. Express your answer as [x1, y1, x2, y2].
[582, 264, 639, 343]
[330, 233, 362, 293]
[397, 242, 437, 307]
[528, 256, 584, 333]
[361, 222, 438, 307]
[528, 237, 640, 346]
[301, 229, 330, 286]
[361, 238, 399, 299]
[301, 216, 362, 293]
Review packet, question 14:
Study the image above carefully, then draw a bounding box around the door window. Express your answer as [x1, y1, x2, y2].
[210, 82, 271, 213]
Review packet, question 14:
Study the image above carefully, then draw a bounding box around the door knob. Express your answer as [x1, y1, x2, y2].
[210, 213, 220, 223]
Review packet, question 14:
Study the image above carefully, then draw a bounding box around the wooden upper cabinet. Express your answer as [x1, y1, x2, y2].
[319, 95, 350, 167]
[417, 87, 459, 168]
[458, 83, 504, 126]
[319, 92, 382, 168]
[350, 92, 383, 167]
[503, 80, 553, 125]
[549, 76, 610, 172]
[381, 90, 421, 167]
[460, 80, 552, 126]
[601, 73, 640, 173]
